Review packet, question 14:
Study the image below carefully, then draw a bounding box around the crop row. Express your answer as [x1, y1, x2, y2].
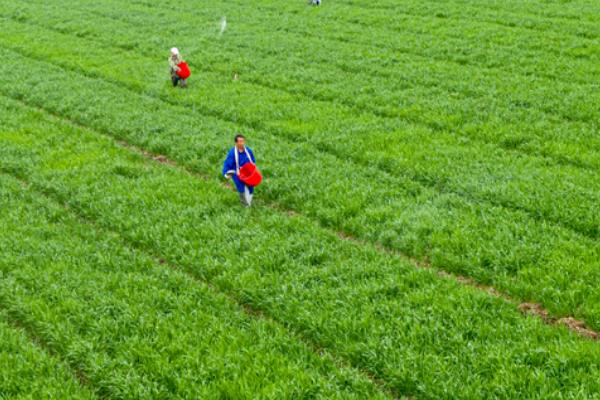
[5, 3, 600, 200]
[0, 174, 386, 399]
[115, 0, 600, 139]
[268, 0, 600, 67]
[1, 44, 599, 331]
[4, 7, 600, 212]
[340, 0, 600, 25]
[123, 0, 600, 85]
[3, 93, 600, 399]
[0, 310, 92, 399]
[2, 17, 600, 242]
[144, 0, 600, 92]
[37, 0, 600, 148]
[327, 0, 599, 41]
[8, 0, 600, 141]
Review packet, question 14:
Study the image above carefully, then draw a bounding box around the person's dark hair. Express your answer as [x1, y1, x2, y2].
[234, 134, 245, 143]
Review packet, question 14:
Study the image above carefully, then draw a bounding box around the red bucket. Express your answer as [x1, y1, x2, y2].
[177, 62, 191, 79]
[238, 162, 262, 187]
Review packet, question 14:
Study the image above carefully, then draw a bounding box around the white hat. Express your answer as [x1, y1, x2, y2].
[170, 47, 179, 55]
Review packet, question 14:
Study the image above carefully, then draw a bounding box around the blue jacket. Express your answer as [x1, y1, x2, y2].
[222, 146, 256, 193]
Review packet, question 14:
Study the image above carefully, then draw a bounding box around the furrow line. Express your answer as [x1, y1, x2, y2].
[349, 1, 600, 26]
[3, 142, 403, 400]
[127, 146, 600, 343]
[129, 0, 600, 89]
[0, 299, 97, 397]
[94, 2, 600, 130]
[5, 12, 597, 175]
[21, 1, 594, 140]
[6, 93, 599, 345]
[314, 1, 600, 42]
[2, 44, 596, 243]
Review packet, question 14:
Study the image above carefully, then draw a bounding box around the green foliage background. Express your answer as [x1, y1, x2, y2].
[1, 1, 599, 398]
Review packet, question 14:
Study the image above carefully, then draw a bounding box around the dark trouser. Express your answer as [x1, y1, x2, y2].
[171, 73, 187, 88]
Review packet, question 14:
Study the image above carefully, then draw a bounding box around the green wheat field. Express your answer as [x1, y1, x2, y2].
[1, 1, 599, 399]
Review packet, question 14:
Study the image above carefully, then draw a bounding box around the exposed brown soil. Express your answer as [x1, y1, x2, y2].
[558, 317, 600, 340]
[516, 303, 600, 340]
[153, 154, 169, 163]
[518, 302, 550, 320]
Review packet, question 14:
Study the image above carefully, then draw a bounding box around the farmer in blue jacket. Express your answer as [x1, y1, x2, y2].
[222, 134, 257, 207]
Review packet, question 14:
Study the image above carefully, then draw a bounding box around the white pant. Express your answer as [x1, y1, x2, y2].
[239, 186, 253, 206]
